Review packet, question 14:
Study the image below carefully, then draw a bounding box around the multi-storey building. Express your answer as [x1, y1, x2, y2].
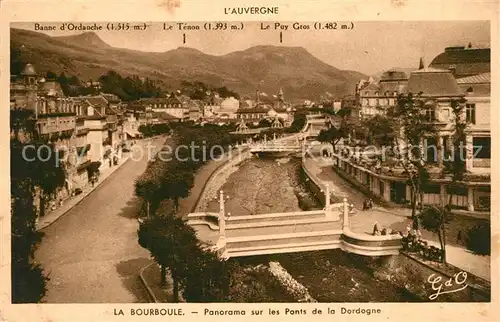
[10, 64, 90, 212]
[356, 70, 408, 119]
[335, 45, 490, 214]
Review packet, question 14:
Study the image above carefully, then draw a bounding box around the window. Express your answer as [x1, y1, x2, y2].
[425, 137, 438, 163]
[425, 108, 436, 122]
[442, 135, 450, 155]
[442, 109, 450, 120]
[466, 86, 474, 93]
[466, 103, 476, 124]
[473, 137, 491, 159]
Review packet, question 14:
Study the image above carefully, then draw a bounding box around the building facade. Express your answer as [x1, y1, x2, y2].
[339, 45, 491, 214]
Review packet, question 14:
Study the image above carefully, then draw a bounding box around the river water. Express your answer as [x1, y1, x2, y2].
[205, 157, 312, 215]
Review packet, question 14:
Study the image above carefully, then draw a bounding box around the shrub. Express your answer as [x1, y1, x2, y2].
[466, 222, 490, 255]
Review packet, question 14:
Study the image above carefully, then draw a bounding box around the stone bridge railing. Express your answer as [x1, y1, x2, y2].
[187, 192, 402, 259]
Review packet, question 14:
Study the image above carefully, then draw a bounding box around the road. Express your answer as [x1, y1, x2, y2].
[35, 137, 167, 303]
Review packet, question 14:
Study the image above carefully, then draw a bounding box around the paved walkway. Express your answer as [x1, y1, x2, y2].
[303, 156, 491, 282]
[37, 154, 130, 231]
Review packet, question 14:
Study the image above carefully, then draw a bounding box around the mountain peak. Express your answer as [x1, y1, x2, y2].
[55, 32, 110, 48]
[174, 46, 204, 54]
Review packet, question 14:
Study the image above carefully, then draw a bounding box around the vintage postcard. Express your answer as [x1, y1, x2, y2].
[0, 0, 498, 321]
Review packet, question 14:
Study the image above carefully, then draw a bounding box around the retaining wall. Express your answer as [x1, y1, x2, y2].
[372, 253, 490, 302]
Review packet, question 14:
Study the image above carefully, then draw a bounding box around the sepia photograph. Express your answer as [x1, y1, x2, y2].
[7, 19, 492, 308]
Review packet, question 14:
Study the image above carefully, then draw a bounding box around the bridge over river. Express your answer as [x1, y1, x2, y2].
[187, 190, 402, 259]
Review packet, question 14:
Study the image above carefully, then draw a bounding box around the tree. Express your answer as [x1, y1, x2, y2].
[419, 205, 450, 263]
[159, 160, 195, 212]
[363, 114, 397, 147]
[258, 118, 272, 128]
[426, 98, 467, 262]
[443, 98, 468, 207]
[466, 222, 490, 255]
[387, 93, 437, 222]
[138, 215, 200, 301]
[181, 248, 228, 302]
[317, 123, 349, 152]
[287, 112, 306, 133]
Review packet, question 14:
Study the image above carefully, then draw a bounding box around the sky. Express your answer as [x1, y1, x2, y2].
[12, 21, 490, 75]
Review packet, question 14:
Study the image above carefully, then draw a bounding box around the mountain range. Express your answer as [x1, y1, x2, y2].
[11, 28, 367, 101]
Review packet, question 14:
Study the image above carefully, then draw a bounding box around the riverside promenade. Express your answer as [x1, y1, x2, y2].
[303, 155, 491, 282]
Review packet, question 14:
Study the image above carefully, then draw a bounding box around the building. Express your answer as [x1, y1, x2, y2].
[356, 70, 408, 119]
[337, 46, 490, 213]
[139, 96, 189, 120]
[10, 63, 93, 213]
[236, 106, 270, 123]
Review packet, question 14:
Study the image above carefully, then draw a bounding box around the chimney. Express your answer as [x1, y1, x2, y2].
[419, 57, 425, 70]
[256, 90, 260, 103]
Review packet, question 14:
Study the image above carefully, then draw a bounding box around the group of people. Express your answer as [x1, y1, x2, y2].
[401, 226, 443, 262]
[372, 221, 399, 236]
[362, 198, 374, 211]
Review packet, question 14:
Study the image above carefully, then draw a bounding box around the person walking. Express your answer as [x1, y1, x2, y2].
[457, 230, 463, 245]
[363, 199, 369, 211]
[373, 221, 380, 235]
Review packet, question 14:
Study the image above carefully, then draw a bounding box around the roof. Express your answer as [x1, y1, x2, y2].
[430, 47, 490, 65]
[236, 107, 269, 114]
[21, 64, 37, 76]
[273, 106, 288, 113]
[139, 97, 168, 104]
[81, 115, 106, 121]
[100, 93, 121, 102]
[380, 70, 409, 81]
[38, 81, 65, 97]
[85, 95, 109, 107]
[456, 72, 491, 84]
[407, 69, 463, 97]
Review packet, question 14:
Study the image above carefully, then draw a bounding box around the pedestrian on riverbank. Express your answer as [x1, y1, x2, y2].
[363, 199, 369, 211]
